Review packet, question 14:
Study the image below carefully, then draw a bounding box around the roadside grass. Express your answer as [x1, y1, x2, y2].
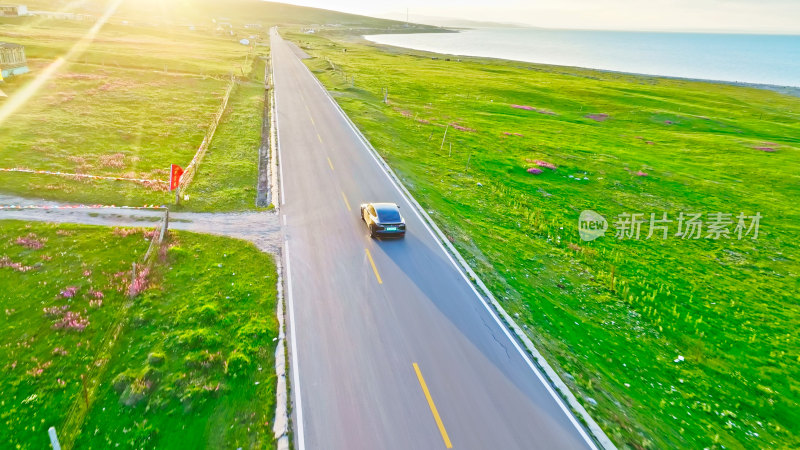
[0, 17, 253, 206]
[182, 54, 269, 212]
[288, 31, 800, 449]
[0, 18, 251, 77]
[0, 220, 277, 449]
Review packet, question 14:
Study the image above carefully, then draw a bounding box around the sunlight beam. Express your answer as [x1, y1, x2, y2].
[0, 0, 124, 126]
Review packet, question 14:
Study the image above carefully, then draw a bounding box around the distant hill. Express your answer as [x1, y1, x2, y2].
[375, 12, 529, 29]
[22, 0, 442, 31]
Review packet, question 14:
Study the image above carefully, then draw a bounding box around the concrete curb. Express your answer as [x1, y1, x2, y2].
[272, 257, 290, 448]
[268, 48, 281, 213]
[269, 31, 291, 450]
[256, 55, 271, 208]
[303, 57, 616, 450]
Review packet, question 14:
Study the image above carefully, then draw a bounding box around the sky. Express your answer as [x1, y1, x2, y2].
[278, 0, 800, 34]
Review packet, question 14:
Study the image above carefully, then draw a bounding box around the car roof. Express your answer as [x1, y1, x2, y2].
[372, 202, 399, 213]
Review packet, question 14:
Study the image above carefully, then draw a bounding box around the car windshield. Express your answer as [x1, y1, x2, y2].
[376, 207, 401, 223]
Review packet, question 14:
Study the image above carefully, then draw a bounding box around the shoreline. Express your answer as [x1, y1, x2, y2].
[362, 32, 800, 97]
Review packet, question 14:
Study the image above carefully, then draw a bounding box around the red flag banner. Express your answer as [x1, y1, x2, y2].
[170, 164, 184, 191]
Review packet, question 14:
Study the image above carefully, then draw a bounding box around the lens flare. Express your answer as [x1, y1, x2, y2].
[0, 0, 124, 126]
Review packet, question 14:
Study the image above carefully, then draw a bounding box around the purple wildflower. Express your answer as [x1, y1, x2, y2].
[60, 286, 79, 298]
[534, 160, 557, 170]
[510, 104, 556, 115]
[52, 311, 89, 331]
[585, 113, 610, 122]
[13, 233, 46, 250]
[450, 123, 476, 132]
[43, 305, 70, 318]
[128, 267, 150, 297]
[527, 168, 543, 175]
[0, 256, 33, 272]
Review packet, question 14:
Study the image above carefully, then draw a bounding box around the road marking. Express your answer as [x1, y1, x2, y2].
[365, 248, 382, 284]
[413, 363, 453, 449]
[281, 34, 601, 449]
[271, 47, 285, 207]
[341, 191, 351, 211]
[302, 58, 600, 449]
[327, 157, 334, 171]
[283, 239, 306, 450]
[305, 106, 316, 126]
[317, 133, 323, 143]
[283, 214, 287, 226]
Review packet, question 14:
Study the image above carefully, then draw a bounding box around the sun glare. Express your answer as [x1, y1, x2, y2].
[0, 0, 124, 126]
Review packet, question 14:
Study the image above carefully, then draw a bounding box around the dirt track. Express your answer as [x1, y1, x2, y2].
[0, 195, 281, 254]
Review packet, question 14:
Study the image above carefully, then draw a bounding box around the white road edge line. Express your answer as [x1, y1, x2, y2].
[291, 35, 610, 449]
[284, 238, 306, 450]
[274, 29, 305, 450]
[272, 42, 286, 207]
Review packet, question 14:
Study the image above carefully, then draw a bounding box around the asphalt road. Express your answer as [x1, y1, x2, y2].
[272, 29, 596, 450]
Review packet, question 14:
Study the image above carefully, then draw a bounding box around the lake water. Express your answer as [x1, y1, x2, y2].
[365, 28, 800, 87]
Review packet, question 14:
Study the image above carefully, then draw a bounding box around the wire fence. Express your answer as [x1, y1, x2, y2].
[178, 74, 237, 191]
[56, 209, 170, 446]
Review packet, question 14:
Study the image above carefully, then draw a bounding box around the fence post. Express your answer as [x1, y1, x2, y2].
[48, 427, 61, 450]
[130, 263, 136, 299]
[159, 209, 169, 244]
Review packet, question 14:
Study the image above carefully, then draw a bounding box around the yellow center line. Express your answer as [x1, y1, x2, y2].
[302, 97, 317, 126]
[327, 157, 334, 171]
[317, 133, 323, 143]
[341, 191, 351, 211]
[365, 248, 383, 284]
[413, 363, 453, 448]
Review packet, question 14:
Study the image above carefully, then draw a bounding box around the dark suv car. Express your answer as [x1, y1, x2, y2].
[360, 202, 406, 238]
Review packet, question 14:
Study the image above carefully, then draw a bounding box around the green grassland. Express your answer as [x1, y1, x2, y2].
[0, 0, 425, 208]
[287, 31, 800, 449]
[181, 55, 269, 212]
[0, 16, 254, 206]
[0, 220, 278, 449]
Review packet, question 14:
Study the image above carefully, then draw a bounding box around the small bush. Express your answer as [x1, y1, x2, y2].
[197, 304, 219, 324]
[226, 351, 251, 376]
[147, 352, 166, 366]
